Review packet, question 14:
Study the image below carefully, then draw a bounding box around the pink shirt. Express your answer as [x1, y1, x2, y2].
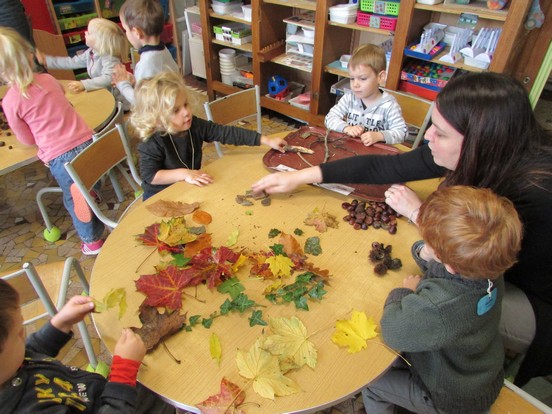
[3, 73, 93, 162]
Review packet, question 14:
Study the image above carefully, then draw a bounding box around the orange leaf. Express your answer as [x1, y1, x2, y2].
[193, 209, 212, 225]
[184, 233, 212, 257]
[278, 232, 304, 257]
[197, 377, 245, 414]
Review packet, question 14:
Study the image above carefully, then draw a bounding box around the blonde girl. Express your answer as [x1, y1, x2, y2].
[132, 71, 287, 200]
[0, 27, 105, 255]
[36, 18, 129, 107]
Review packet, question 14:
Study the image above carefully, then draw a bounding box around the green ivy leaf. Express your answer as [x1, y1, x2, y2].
[295, 296, 309, 311]
[202, 318, 214, 328]
[170, 253, 191, 267]
[220, 298, 232, 315]
[232, 293, 256, 313]
[268, 228, 281, 238]
[249, 309, 267, 327]
[270, 243, 285, 255]
[293, 228, 304, 236]
[305, 236, 322, 256]
[217, 277, 245, 300]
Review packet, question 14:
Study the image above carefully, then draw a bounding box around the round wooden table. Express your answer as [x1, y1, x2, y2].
[90, 142, 440, 413]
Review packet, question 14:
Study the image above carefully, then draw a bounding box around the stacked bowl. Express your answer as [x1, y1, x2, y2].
[219, 48, 238, 85]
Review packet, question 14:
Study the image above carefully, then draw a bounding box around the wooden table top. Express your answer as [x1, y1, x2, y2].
[0, 80, 115, 176]
[90, 141, 440, 413]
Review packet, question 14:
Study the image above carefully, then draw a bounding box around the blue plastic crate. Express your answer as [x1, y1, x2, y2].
[54, 0, 95, 17]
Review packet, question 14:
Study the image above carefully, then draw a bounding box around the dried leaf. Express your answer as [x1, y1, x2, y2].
[135, 265, 195, 310]
[266, 255, 294, 278]
[304, 208, 339, 233]
[304, 236, 322, 256]
[193, 209, 212, 225]
[93, 288, 127, 320]
[184, 233, 212, 258]
[136, 223, 184, 255]
[264, 316, 317, 369]
[196, 377, 245, 414]
[131, 304, 186, 350]
[236, 338, 300, 399]
[182, 246, 241, 289]
[235, 195, 253, 206]
[146, 199, 200, 217]
[210, 333, 222, 366]
[278, 232, 304, 257]
[331, 310, 378, 353]
[226, 228, 239, 247]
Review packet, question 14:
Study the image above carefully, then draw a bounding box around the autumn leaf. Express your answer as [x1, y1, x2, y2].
[193, 209, 212, 225]
[196, 377, 245, 414]
[304, 208, 339, 232]
[92, 288, 127, 318]
[146, 199, 200, 217]
[184, 233, 212, 258]
[304, 236, 322, 256]
[217, 277, 245, 300]
[182, 246, 241, 289]
[331, 310, 378, 353]
[226, 228, 239, 247]
[131, 304, 186, 350]
[236, 338, 301, 399]
[136, 223, 184, 255]
[278, 232, 304, 257]
[210, 333, 222, 366]
[135, 265, 195, 310]
[264, 316, 317, 369]
[265, 255, 294, 278]
[157, 217, 198, 246]
[231, 254, 248, 273]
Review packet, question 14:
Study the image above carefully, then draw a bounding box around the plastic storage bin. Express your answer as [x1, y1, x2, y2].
[58, 13, 97, 31]
[63, 30, 86, 45]
[356, 11, 397, 30]
[54, 0, 95, 17]
[360, 0, 400, 16]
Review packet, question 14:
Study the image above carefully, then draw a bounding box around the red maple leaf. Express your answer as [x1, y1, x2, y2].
[136, 223, 184, 255]
[182, 246, 240, 289]
[196, 377, 245, 414]
[135, 265, 197, 310]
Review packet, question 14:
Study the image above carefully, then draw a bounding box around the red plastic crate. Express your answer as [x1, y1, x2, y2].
[357, 11, 398, 31]
[399, 81, 438, 101]
[63, 30, 86, 45]
[160, 22, 173, 44]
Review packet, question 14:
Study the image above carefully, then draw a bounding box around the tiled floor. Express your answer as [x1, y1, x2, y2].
[2, 79, 551, 413]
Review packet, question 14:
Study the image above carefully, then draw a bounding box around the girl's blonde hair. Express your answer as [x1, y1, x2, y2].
[88, 18, 128, 60]
[130, 71, 189, 140]
[0, 27, 35, 98]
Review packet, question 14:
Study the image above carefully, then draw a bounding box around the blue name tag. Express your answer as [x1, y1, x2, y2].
[477, 288, 497, 316]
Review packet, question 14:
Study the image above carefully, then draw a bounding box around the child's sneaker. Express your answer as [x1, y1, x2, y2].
[81, 239, 104, 256]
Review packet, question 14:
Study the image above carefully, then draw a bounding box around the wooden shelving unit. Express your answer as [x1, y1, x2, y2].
[198, 0, 539, 126]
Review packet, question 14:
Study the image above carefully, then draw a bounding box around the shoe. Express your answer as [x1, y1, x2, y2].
[82, 239, 104, 256]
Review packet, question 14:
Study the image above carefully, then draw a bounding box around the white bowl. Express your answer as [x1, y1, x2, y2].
[219, 48, 236, 59]
[302, 27, 315, 39]
[340, 54, 351, 68]
[329, 13, 357, 24]
[329, 4, 358, 16]
[211, 1, 242, 15]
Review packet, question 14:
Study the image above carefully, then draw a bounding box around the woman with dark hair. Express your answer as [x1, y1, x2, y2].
[252, 72, 552, 386]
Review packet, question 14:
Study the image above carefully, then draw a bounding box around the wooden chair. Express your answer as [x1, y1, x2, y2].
[382, 88, 434, 149]
[64, 125, 142, 229]
[32, 29, 75, 81]
[203, 85, 262, 158]
[491, 379, 552, 413]
[0, 258, 97, 368]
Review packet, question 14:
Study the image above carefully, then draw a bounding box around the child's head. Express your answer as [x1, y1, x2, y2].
[417, 186, 522, 279]
[348, 44, 387, 101]
[0, 279, 25, 387]
[130, 71, 191, 140]
[119, 0, 165, 49]
[85, 18, 128, 60]
[0, 27, 35, 97]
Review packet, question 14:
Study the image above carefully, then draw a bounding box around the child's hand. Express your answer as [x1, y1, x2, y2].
[67, 81, 85, 93]
[360, 131, 384, 146]
[35, 49, 47, 67]
[51, 295, 95, 334]
[112, 64, 132, 84]
[260, 135, 287, 152]
[403, 275, 421, 291]
[114, 328, 146, 362]
[384, 184, 422, 223]
[182, 170, 214, 187]
[344, 125, 364, 137]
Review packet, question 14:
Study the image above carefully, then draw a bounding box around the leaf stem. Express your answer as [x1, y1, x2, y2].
[135, 247, 157, 273]
[162, 341, 181, 364]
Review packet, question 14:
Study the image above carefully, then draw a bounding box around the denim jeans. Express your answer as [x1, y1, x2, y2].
[47, 140, 104, 243]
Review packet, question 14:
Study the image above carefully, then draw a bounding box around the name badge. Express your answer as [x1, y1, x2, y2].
[477, 287, 497, 316]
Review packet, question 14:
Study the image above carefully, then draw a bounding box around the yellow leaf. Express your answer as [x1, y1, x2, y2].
[210, 333, 222, 366]
[236, 338, 300, 400]
[231, 253, 248, 273]
[266, 255, 294, 278]
[331, 310, 378, 353]
[95, 288, 127, 320]
[226, 228, 239, 247]
[264, 316, 317, 369]
[263, 280, 283, 295]
[158, 217, 198, 246]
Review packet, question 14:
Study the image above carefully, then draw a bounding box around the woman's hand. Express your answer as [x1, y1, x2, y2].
[403, 275, 421, 291]
[252, 167, 323, 194]
[260, 135, 287, 152]
[344, 125, 364, 137]
[384, 184, 422, 224]
[182, 170, 214, 186]
[114, 329, 146, 362]
[51, 295, 95, 334]
[67, 81, 85, 93]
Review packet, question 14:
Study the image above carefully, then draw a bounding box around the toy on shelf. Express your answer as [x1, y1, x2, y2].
[268, 75, 289, 100]
[460, 28, 501, 69]
[404, 23, 446, 60]
[401, 60, 457, 90]
[439, 28, 472, 64]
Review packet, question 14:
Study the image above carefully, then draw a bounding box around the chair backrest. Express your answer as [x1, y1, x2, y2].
[0, 258, 97, 367]
[65, 125, 141, 228]
[382, 88, 434, 149]
[95, 101, 124, 136]
[32, 29, 75, 81]
[204, 85, 261, 131]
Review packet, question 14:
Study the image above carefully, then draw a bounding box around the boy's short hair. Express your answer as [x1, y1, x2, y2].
[130, 71, 188, 140]
[349, 44, 386, 74]
[88, 18, 129, 60]
[417, 186, 522, 279]
[0, 279, 20, 352]
[120, 0, 165, 37]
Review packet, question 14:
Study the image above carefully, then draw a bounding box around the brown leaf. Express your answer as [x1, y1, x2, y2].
[192, 209, 212, 224]
[304, 208, 339, 233]
[146, 199, 200, 217]
[278, 232, 304, 257]
[184, 233, 212, 257]
[131, 304, 186, 350]
[197, 377, 245, 414]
